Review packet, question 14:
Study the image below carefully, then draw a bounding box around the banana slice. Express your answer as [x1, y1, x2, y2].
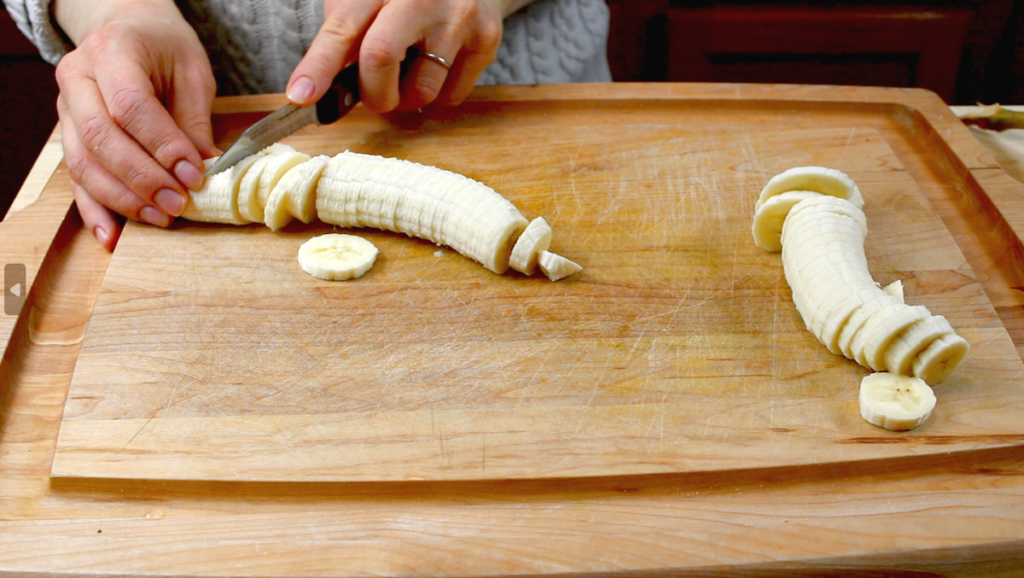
[855, 305, 932, 371]
[884, 316, 954, 376]
[237, 155, 275, 223]
[510, 217, 553, 275]
[756, 166, 865, 212]
[264, 155, 331, 231]
[859, 372, 936, 431]
[289, 154, 331, 224]
[538, 250, 582, 281]
[257, 151, 311, 214]
[882, 279, 904, 302]
[752, 191, 821, 252]
[913, 333, 971, 386]
[297, 233, 378, 281]
[183, 155, 263, 224]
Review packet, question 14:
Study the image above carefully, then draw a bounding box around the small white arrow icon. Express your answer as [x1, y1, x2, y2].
[10, 283, 21, 297]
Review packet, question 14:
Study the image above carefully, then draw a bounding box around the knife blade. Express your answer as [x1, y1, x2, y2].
[204, 63, 361, 177]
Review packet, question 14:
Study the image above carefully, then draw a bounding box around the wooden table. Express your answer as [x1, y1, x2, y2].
[1, 84, 1023, 576]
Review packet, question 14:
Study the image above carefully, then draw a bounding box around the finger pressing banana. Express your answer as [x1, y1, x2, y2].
[754, 166, 970, 431]
[183, 145, 581, 281]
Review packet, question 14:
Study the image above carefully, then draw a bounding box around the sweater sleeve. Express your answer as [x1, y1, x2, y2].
[3, 0, 74, 65]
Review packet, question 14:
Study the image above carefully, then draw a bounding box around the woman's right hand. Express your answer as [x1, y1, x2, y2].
[53, 0, 218, 250]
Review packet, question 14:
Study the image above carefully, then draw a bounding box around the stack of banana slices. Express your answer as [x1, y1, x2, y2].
[752, 166, 970, 431]
[184, 144, 581, 282]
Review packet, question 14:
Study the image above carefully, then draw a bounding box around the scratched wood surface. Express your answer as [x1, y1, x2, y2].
[48, 92, 1024, 482]
[3, 85, 1024, 576]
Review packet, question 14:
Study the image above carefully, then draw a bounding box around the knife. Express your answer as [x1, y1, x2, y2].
[204, 47, 418, 177]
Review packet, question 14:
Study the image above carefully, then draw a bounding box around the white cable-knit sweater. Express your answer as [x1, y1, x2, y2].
[3, 0, 610, 96]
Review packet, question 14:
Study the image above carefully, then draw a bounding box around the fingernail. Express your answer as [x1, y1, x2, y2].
[154, 188, 187, 216]
[94, 226, 109, 246]
[174, 160, 202, 190]
[140, 205, 170, 227]
[288, 77, 315, 104]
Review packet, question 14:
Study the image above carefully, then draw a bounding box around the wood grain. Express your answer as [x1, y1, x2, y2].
[2, 84, 1024, 576]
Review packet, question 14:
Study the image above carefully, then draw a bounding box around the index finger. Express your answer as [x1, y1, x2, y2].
[357, 7, 436, 112]
[287, 0, 384, 106]
[94, 60, 206, 189]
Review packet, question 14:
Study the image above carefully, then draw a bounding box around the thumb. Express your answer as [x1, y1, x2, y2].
[287, 0, 382, 106]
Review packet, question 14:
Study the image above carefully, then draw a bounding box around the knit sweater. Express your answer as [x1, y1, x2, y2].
[3, 0, 610, 96]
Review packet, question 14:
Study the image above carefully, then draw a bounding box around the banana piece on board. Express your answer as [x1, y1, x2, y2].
[538, 250, 582, 281]
[510, 217, 553, 275]
[755, 165, 865, 212]
[183, 155, 263, 224]
[264, 155, 331, 231]
[752, 190, 821, 252]
[859, 372, 936, 431]
[912, 333, 971, 386]
[297, 233, 379, 281]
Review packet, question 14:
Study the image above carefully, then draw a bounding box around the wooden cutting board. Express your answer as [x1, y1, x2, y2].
[48, 89, 1024, 483]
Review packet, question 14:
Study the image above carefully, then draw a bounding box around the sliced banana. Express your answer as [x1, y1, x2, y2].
[912, 333, 971, 386]
[752, 191, 821, 252]
[237, 154, 274, 223]
[859, 372, 936, 431]
[318, 151, 529, 274]
[183, 155, 262, 224]
[759, 168, 967, 386]
[297, 233, 378, 281]
[756, 165, 865, 212]
[186, 147, 581, 281]
[538, 250, 582, 281]
[882, 279, 904, 302]
[264, 155, 331, 231]
[883, 316, 954, 376]
[510, 217, 553, 275]
[855, 305, 932, 371]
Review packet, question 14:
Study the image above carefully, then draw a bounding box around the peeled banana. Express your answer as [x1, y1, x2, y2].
[183, 146, 582, 281]
[753, 166, 970, 430]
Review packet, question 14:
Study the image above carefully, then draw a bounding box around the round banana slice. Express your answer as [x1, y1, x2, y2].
[752, 191, 821, 252]
[538, 250, 582, 281]
[297, 234, 379, 281]
[859, 372, 936, 431]
[756, 166, 865, 212]
[913, 333, 971, 386]
[884, 315, 954, 376]
[510, 217, 553, 275]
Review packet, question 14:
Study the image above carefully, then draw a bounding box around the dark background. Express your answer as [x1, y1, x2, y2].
[4, 0, 1024, 220]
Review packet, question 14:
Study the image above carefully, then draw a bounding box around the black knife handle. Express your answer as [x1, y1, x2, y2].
[315, 46, 421, 125]
[316, 64, 360, 125]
